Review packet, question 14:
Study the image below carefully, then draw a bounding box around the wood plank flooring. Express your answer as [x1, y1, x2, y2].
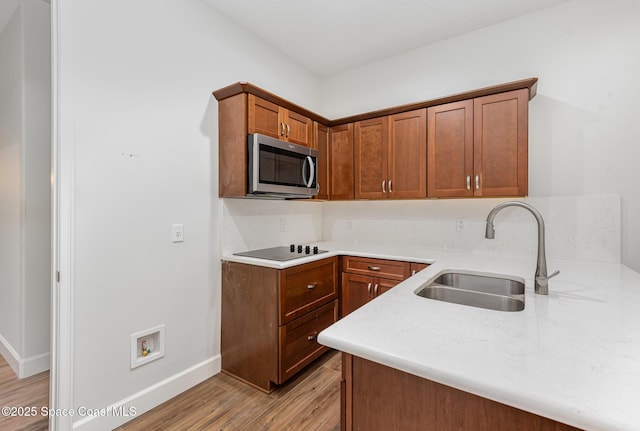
[117, 351, 341, 431]
[0, 354, 49, 431]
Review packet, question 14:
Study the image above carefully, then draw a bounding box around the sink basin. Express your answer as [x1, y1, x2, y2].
[415, 272, 525, 312]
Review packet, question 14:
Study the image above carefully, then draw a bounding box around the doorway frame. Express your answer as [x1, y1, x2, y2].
[50, 0, 74, 429]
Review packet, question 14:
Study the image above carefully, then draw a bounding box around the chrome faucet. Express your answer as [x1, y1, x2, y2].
[485, 201, 559, 295]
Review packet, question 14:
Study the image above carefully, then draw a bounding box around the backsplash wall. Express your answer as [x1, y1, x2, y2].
[221, 198, 324, 254]
[322, 195, 620, 263]
[221, 195, 620, 264]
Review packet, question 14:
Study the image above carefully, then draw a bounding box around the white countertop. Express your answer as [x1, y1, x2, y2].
[222, 242, 640, 431]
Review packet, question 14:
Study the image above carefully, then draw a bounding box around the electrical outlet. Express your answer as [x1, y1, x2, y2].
[279, 217, 287, 233]
[456, 219, 466, 232]
[172, 224, 184, 242]
[347, 219, 353, 231]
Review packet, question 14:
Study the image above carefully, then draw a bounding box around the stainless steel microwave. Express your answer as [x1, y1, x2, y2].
[247, 133, 319, 198]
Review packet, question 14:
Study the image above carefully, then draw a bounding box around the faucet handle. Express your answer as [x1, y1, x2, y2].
[536, 270, 560, 283]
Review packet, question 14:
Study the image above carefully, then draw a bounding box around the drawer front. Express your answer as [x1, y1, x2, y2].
[279, 300, 338, 383]
[280, 256, 338, 325]
[342, 256, 410, 281]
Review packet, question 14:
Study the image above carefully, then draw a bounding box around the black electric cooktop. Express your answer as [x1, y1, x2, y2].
[233, 245, 328, 261]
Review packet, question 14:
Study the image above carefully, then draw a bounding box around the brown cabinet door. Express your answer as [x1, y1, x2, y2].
[314, 122, 329, 200]
[410, 262, 430, 276]
[388, 109, 427, 199]
[473, 89, 528, 197]
[248, 95, 282, 139]
[284, 109, 313, 147]
[375, 277, 400, 296]
[341, 273, 373, 317]
[329, 124, 354, 200]
[427, 100, 474, 197]
[354, 117, 388, 199]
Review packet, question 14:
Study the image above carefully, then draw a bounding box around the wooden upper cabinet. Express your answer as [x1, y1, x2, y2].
[354, 117, 388, 200]
[427, 89, 528, 198]
[355, 109, 426, 200]
[248, 94, 313, 147]
[388, 109, 427, 199]
[285, 110, 313, 147]
[474, 89, 528, 197]
[427, 100, 474, 197]
[329, 123, 355, 200]
[314, 122, 329, 200]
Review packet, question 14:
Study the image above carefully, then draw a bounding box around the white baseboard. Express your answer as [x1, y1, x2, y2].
[0, 334, 21, 376]
[21, 352, 50, 377]
[0, 333, 49, 378]
[72, 354, 221, 431]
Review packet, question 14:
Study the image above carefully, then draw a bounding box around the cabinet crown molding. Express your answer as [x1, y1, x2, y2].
[212, 78, 538, 127]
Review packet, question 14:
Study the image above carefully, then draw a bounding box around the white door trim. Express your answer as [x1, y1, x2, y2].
[50, 0, 74, 429]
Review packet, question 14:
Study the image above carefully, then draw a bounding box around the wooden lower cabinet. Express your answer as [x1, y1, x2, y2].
[340, 256, 427, 317]
[341, 273, 400, 316]
[221, 257, 338, 392]
[342, 353, 582, 431]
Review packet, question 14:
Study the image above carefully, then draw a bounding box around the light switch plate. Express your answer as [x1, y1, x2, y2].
[172, 224, 184, 243]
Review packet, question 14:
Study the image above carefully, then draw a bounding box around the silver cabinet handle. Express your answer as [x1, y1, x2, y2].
[475, 175, 480, 190]
[286, 124, 290, 138]
[466, 175, 471, 190]
[280, 122, 285, 136]
[411, 270, 416, 275]
[307, 333, 317, 341]
[382, 180, 386, 193]
[307, 283, 317, 290]
[374, 283, 379, 296]
[367, 282, 372, 296]
[368, 266, 381, 271]
[388, 180, 392, 193]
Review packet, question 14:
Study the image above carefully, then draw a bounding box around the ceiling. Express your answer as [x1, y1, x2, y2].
[1, 1, 572, 76]
[204, 0, 571, 76]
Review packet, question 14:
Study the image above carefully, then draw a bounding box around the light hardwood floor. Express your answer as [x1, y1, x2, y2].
[0, 354, 49, 431]
[117, 351, 341, 431]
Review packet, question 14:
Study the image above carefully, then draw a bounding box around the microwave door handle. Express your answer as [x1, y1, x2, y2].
[303, 156, 315, 188]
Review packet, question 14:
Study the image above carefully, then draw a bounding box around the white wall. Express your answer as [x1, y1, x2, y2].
[56, 0, 320, 428]
[319, 0, 640, 271]
[0, 0, 51, 378]
[323, 195, 620, 264]
[0, 2, 24, 370]
[221, 199, 323, 255]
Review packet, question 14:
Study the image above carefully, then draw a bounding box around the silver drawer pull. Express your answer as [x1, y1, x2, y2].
[367, 282, 372, 296]
[368, 266, 381, 271]
[374, 283, 379, 296]
[466, 175, 471, 190]
[412, 270, 416, 275]
[307, 283, 317, 290]
[307, 334, 317, 341]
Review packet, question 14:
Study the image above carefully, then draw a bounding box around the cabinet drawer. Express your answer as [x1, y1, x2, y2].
[279, 300, 338, 383]
[342, 256, 410, 281]
[280, 257, 338, 325]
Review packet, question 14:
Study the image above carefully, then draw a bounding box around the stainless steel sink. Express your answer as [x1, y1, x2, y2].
[415, 272, 525, 312]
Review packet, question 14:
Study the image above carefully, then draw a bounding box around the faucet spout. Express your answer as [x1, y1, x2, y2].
[484, 201, 559, 295]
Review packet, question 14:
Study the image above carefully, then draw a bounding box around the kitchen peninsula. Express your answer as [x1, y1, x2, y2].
[224, 240, 640, 431]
